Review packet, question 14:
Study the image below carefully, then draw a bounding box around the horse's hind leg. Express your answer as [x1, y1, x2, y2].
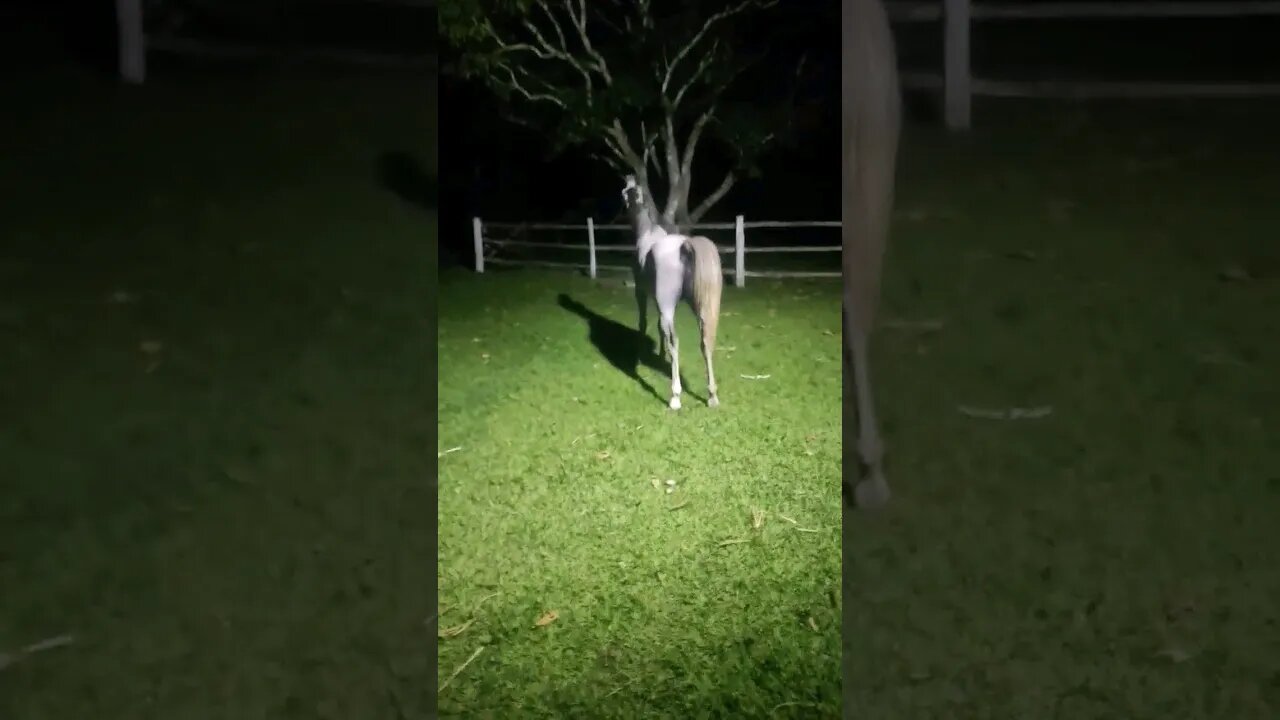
[659, 310, 681, 410]
[699, 317, 719, 408]
[634, 281, 649, 353]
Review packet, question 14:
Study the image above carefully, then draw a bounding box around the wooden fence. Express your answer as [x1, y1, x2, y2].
[888, 0, 1280, 130]
[114, 0, 435, 83]
[472, 217, 841, 288]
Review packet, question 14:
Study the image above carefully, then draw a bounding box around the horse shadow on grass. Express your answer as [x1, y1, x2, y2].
[557, 294, 704, 407]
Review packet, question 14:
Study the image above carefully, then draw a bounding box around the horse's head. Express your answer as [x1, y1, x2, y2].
[621, 174, 663, 237]
[621, 174, 644, 214]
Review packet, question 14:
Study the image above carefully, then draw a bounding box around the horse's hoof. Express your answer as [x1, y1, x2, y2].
[669, 396, 682, 410]
[855, 474, 891, 510]
[707, 396, 719, 408]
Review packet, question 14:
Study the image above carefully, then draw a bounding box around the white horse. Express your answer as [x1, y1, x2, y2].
[621, 175, 723, 410]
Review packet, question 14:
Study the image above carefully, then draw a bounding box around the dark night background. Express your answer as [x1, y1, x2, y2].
[436, 2, 844, 268]
[9, 0, 1279, 268]
[435, 1, 1280, 267]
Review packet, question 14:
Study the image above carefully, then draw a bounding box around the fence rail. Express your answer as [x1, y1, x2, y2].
[472, 217, 841, 287]
[888, 0, 1280, 130]
[114, 0, 434, 83]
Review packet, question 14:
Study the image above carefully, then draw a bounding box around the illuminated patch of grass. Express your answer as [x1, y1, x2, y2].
[437, 269, 843, 718]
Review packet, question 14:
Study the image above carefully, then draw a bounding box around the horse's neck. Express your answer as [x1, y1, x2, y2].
[635, 225, 666, 253]
[632, 211, 668, 249]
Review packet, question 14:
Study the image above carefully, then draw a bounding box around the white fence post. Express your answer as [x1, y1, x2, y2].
[944, 0, 972, 130]
[116, 0, 146, 84]
[472, 217, 484, 273]
[734, 215, 746, 288]
[587, 217, 597, 279]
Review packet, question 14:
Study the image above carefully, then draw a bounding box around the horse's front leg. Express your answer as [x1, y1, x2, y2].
[633, 274, 649, 354]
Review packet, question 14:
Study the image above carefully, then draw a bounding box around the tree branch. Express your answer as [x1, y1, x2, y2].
[679, 109, 714, 182]
[660, 0, 774, 100]
[591, 150, 627, 172]
[688, 170, 736, 224]
[483, 9, 603, 108]
[608, 119, 656, 176]
[564, 0, 613, 86]
[493, 61, 567, 107]
[660, 113, 682, 220]
[536, 3, 570, 56]
[669, 40, 718, 109]
[634, 0, 654, 30]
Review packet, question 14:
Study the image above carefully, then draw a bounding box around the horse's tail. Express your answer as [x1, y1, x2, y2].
[683, 235, 723, 351]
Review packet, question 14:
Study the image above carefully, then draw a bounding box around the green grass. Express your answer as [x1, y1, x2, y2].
[437, 270, 843, 717]
[1, 63, 436, 716]
[846, 98, 1280, 717]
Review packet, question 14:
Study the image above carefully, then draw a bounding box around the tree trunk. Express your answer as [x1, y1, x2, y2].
[664, 179, 693, 233]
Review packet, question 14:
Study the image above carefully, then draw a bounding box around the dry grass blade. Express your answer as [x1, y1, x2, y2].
[433, 591, 500, 636]
[751, 509, 766, 531]
[771, 701, 825, 715]
[1219, 263, 1251, 282]
[438, 446, 463, 458]
[439, 645, 486, 692]
[958, 405, 1053, 420]
[424, 604, 451, 626]
[603, 677, 638, 699]
[439, 618, 476, 639]
[534, 610, 559, 628]
[23, 634, 74, 654]
[1157, 644, 1195, 663]
[883, 318, 945, 332]
[740, 374, 771, 380]
[717, 537, 750, 547]
[777, 513, 820, 533]
[1193, 350, 1246, 367]
[0, 634, 75, 672]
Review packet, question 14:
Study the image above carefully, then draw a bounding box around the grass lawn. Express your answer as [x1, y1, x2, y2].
[845, 98, 1280, 717]
[1, 59, 437, 716]
[437, 269, 844, 717]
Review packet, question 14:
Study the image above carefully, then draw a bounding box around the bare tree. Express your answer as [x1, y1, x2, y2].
[441, 0, 805, 230]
